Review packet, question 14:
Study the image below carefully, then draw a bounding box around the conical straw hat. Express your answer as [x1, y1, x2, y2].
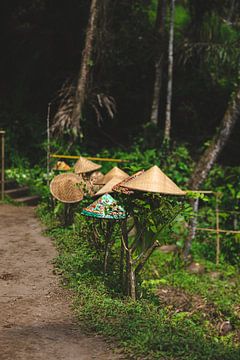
[50, 173, 84, 203]
[74, 156, 101, 174]
[113, 170, 145, 194]
[95, 177, 123, 196]
[82, 193, 126, 219]
[96, 166, 128, 185]
[89, 171, 104, 185]
[121, 165, 185, 195]
[53, 161, 71, 171]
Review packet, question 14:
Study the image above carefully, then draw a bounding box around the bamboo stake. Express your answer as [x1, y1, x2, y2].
[185, 190, 214, 194]
[196, 228, 240, 234]
[216, 193, 220, 265]
[50, 154, 129, 162]
[219, 209, 240, 214]
[0, 131, 5, 201]
[46, 103, 51, 187]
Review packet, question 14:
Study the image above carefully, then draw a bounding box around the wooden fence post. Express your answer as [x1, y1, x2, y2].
[0, 130, 5, 201]
[46, 103, 51, 187]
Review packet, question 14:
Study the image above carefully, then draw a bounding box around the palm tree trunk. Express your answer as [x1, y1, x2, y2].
[188, 88, 240, 190]
[150, 0, 167, 126]
[72, 0, 99, 136]
[164, 0, 175, 142]
[184, 88, 240, 259]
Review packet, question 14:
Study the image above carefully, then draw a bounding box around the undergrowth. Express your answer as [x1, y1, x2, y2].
[37, 203, 240, 360]
[5, 143, 240, 359]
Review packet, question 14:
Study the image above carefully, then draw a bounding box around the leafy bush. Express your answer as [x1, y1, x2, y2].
[9, 142, 240, 265]
[5, 158, 50, 200]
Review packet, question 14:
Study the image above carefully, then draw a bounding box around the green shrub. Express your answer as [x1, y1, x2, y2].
[37, 206, 240, 360]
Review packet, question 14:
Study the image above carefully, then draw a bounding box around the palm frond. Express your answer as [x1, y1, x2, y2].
[90, 92, 117, 126]
[51, 80, 76, 136]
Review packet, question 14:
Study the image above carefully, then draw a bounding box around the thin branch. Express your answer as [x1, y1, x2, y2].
[135, 240, 160, 274]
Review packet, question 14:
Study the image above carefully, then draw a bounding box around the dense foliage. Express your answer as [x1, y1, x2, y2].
[1, 0, 240, 165]
[37, 200, 240, 359]
[6, 143, 240, 265]
[4, 141, 240, 358]
[1, 1, 240, 357]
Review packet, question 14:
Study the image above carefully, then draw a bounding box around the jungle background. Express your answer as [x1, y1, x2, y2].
[1, 0, 240, 165]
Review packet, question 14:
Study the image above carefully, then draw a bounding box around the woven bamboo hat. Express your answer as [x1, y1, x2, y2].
[82, 193, 126, 219]
[96, 166, 128, 185]
[50, 173, 84, 203]
[95, 177, 123, 196]
[74, 156, 101, 174]
[113, 170, 145, 194]
[121, 165, 185, 195]
[53, 161, 71, 171]
[89, 171, 104, 184]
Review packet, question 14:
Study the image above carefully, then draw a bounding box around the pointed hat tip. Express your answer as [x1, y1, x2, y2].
[121, 165, 185, 195]
[74, 156, 101, 174]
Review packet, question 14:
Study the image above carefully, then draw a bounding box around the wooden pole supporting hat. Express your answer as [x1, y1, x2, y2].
[0, 130, 5, 201]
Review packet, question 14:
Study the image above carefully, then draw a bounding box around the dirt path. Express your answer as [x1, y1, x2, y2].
[0, 205, 124, 360]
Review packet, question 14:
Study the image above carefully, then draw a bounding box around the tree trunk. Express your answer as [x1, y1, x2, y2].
[227, 0, 236, 23]
[72, 0, 99, 136]
[103, 222, 115, 275]
[103, 241, 110, 275]
[121, 220, 130, 296]
[135, 240, 160, 274]
[150, 0, 167, 126]
[164, 0, 175, 142]
[129, 252, 136, 301]
[120, 238, 125, 291]
[184, 88, 240, 258]
[183, 198, 199, 260]
[188, 88, 240, 190]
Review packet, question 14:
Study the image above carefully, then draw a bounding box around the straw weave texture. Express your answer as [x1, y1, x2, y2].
[74, 156, 101, 174]
[96, 166, 128, 185]
[95, 177, 123, 196]
[121, 166, 185, 195]
[113, 170, 145, 194]
[50, 173, 84, 203]
[89, 171, 104, 184]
